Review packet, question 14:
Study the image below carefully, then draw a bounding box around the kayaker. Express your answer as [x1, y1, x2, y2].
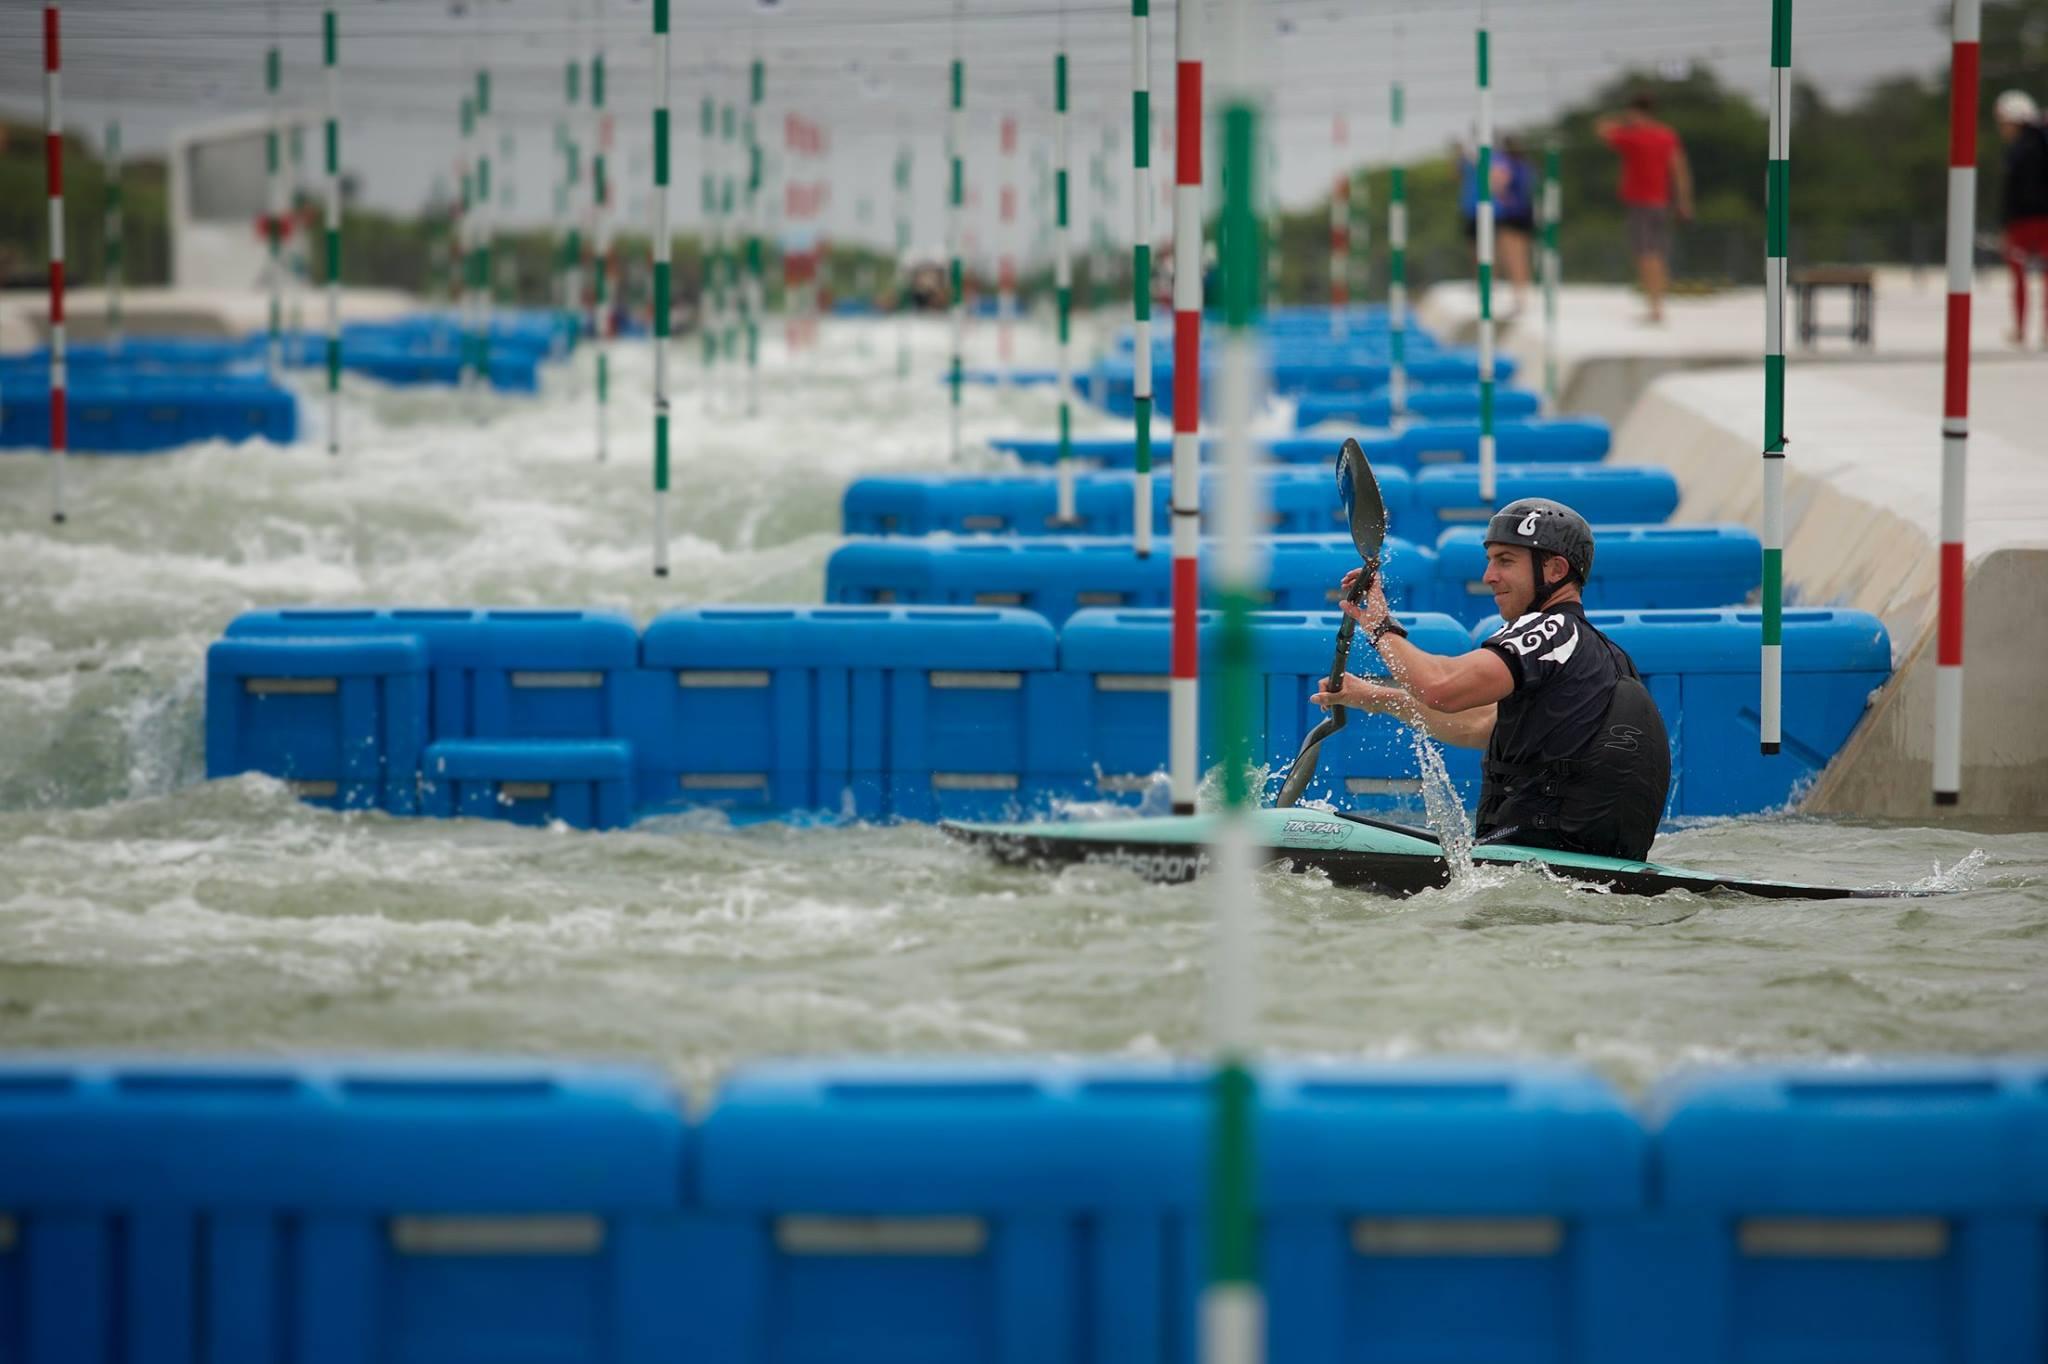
[1312, 499, 1672, 861]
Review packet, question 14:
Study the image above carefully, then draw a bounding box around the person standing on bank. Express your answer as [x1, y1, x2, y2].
[1994, 90, 2048, 346]
[1594, 93, 1693, 325]
[1310, 501, 1671, 862]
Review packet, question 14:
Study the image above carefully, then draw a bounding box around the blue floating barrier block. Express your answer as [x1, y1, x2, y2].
[1641, 1062, 2042, 1364]
[226, 608, 646, 746]
[1057, 609, 1480, 811]
[1259, 1061, 1648, 1364]
[953, 366, 1061, 387]
[0, 1057, 692, 1364]
[689, 1059, 1207, 1363]
[640, 605, 1064, 821]
[1593, 608, 1889, 817]
[1415, 463, 1681, 530]
[825, 534, 1432, 628]
[0, 372, 297, 453]
[843, 465, 1414, 541]
[1295, 385, 1544, 429]
[205, 634, 429, 814]
[985, 429, 1399, 472]
[1392, 418, 1610, 471]
[1435, 523, 1763, 626]
[422, 738, 634, 831]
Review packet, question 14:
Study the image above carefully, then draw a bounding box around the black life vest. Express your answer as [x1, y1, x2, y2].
[1476, 673, 1671, 862]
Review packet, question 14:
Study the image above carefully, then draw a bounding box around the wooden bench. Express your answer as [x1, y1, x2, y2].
[1792, 265, 1874, 349]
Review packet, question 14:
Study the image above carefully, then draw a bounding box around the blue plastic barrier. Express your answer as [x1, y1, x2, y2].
[986, 429, 1397, 471]
[1414, 463, 1681, 531]
[690, 1059, 1207, 1363]
[1433, 523, 1763, 625]
[843, 465, 1415, 540]
[1091, 351, 1519, 417]
[1468, 607, 1891, 817]
[422, 738, 635, 831]
[216, 609, 647, 829]
[205, 634, 429, 814]
[952, 367, 1060, 387]
[825, 534, 1435, 627]
[0, 1057, 691, 1364]
[1294, 385, 1543, 429]
[989, 420, 1603, 474]
[1058, 608, 1481, 809]
[1645, 1063, 2044, 1364]
[638, 606, 1063, 821]
[0, 373, 297, 453]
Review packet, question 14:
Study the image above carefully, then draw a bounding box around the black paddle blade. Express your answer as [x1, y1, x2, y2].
[1335, 437, 1388, 564]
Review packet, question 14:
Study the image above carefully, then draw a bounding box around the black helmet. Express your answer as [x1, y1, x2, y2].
[1483, 498, 1595, 595]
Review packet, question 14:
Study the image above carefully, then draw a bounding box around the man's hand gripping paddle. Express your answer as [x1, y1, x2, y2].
[1275, 437, 1388, 809]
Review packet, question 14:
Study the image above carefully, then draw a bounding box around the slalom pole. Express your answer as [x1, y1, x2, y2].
[1208, 0, 1266, 1354]
[1131, 0, 1155, 559]
[266, 13, 284, 374]
[104, 120, 121, 353]
[999, 115, 1016, 386]
[1760, 0, 1790, 754]
[1055, 30, 1076, 523]
[895, 139, 911, 381]
[591, 0, 609, 463]
[1540, 139, 1561, 412]
[652, 0, 672, 578]
[1935, 0, 1978, 804]
[1330, 113, 1346, 337]
[723, 102, 741, 367]
[288, 123, 306, 337]
[553, 72, 570, 358]
[322, 6, 340, 457]
[1350, 150, 1370, 302]
[1387, 25, 1407, 421]
[460, 95, 476, 389]
[746, 56, 763, 418]
[1474, 1, 1496, 503]
[476, 41, 493, 393]
[562, 53, 581, 352]
[701, 91, 719, 409]
[45, 3, 66, 523]
[948, 3, 966, 461]
[1169, 0, 1203, 815]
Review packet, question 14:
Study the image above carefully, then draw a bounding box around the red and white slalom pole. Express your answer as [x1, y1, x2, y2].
[999, 115, 1017, 384]
[1936, 0, 1978, 806]
[1329, 113, 1348, 338]
[45, 4, 67, 523]
[1168, 0, 1203, 814]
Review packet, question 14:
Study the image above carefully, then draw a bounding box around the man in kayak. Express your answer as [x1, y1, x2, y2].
[1312, 499, 1671, 861]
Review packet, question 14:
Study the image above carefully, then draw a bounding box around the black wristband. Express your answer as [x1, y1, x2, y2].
[1370, 616, 1407, 645]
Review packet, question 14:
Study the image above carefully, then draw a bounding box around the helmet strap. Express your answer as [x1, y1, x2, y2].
[1528, 549, 1565, 611]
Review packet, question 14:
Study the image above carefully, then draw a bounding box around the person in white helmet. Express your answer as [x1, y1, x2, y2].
[1995, 89, 2048, 345]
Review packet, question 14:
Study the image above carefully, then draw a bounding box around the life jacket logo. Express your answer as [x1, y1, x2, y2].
[1604, 724, 1642, 753]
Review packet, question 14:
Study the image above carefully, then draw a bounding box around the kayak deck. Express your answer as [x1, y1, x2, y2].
[942, 808, 1902, 901]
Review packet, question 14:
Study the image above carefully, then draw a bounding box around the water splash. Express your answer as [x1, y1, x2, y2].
[1900, 847, 1990, 895]
[1410, 729, 1475, 877]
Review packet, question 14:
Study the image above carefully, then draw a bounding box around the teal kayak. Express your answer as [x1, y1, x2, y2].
[942, 807, 1904, 900]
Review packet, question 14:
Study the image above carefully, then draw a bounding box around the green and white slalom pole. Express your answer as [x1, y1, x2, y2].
[476, 53, 493, 393]
[266, 15, 283, 374]
[1540, 139, 1561, 412]
[322, 6, 340, 457]
[895, 139, 912, 381]
[289, 122, 306, 337]
[746, 56, 763, 418]
[1208, 2, 1266, 1358]
[1054, 34, 1075, 523]
[591, 1, 609, 464]
[722, 102, 741, 369]
[460, 95, 476, 389]
[652, 0, 672, 578]
[563, 52, 581, 350]
[947, 4, 965, 461]
[104, 119, 121, 353]
[1387, 29, 1407, 421]
[701, 92, 719, 410]
[1474, 1, 1495, 503]
[1760, 0, 1791, 755]
[1130, 0, 1154, 559]
[1168, 0, 1203, 815]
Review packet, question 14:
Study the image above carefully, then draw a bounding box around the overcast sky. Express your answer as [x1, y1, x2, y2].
[1, 0, 1953, 262]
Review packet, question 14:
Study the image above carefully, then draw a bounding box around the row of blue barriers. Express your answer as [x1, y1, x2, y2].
[1091, 351, 1519, 417]
[0, 373, 297, 453]
[988, 417, 1610, 473]
[844, 461, 1681, 541]
[1, 1054, 2041, 1363]
[825, 524, 1764, 629]
[1294, 383, 1544, 429]
[205, 604, 1888, 828]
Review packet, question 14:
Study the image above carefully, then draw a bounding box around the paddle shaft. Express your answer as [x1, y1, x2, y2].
[1274, 561, 1375, 808]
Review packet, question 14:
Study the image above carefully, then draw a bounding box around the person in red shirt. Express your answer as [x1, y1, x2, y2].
[1594, 93, 1694, 324]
